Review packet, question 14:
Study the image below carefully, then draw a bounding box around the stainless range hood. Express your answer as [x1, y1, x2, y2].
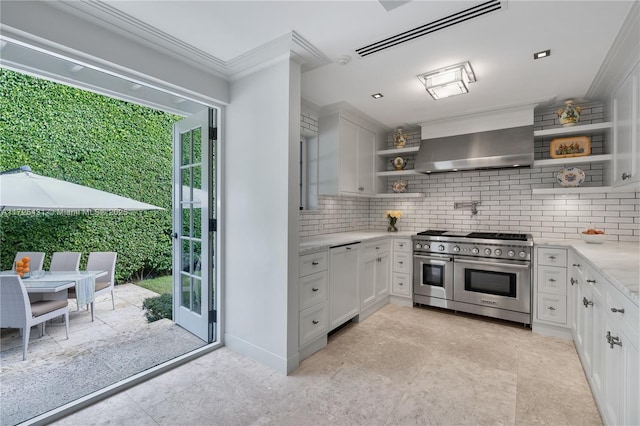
[414, 125, 534, 173]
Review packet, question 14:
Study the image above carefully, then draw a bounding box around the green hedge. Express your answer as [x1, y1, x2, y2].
[0, 68, 180, 282]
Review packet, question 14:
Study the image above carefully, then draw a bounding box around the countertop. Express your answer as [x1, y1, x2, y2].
[299, 230, 639, 305]
[535, 238, 639, 305]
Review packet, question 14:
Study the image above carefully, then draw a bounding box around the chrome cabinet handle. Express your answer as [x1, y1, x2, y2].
[548, 306, 556, 311]
[312, 287, 319, 292]
[570, 277, 576, 286]
[611, 307, 625, 314]
[398, 282, 403, 286]
[346, 247, 352, 250]
[358, 186, 364, 191]
[312, 320, 319, 325]
[548, 278, 556, 282]
[399, 243, 404, 247]
[583, 297, 593, 308]
[311, 261, 319, 266]
[606, 331, 622, 348]
[572, 263, 580, 267]
[376, 246, 380, 250]
[622, 172, 632, 180]
[398, 261, 404, 265]
[548, 255, 556, 260]
[587, 279, 596, 284]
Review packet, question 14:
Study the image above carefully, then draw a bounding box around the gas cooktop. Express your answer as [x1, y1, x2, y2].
[415, 230, 530, 242]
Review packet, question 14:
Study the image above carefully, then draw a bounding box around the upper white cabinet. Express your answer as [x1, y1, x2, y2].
[318, 112, 378, 196]
[612, 62, 640, 190]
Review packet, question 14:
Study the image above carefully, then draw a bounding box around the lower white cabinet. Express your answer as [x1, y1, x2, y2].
[360, 238, 391, 313]
[390, 237, 413, 300]
[329, 243, 360, 331]
[533, 247, 570, 333]
[298, 249, 329, 357]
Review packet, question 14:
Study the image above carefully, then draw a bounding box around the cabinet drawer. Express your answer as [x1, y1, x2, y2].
[299, 301, 328, 348]
[364, 239, 391, 259]
[537, 247, 567, 267]
[299, 250, 328, 277]
[393, 238, 412, 253]
[537, 293, 567, 324]
[605, 283, 639, 336]
[391, 272, 411, 296]
[393, 252, 412, 274]
[537, 266, 567, 296]
[299, 270, 328, 311]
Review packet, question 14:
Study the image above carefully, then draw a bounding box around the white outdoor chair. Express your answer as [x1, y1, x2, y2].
[13, 252, 46, 271]
[69, 252, 117, 310]
[49, 252, 81, 272]
[0, 275, 69, 361]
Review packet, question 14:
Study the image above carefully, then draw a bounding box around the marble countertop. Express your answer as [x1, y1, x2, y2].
[534, 238, 639, 305]
[299, 230, 639, 305]
[299, 230, 414, 254]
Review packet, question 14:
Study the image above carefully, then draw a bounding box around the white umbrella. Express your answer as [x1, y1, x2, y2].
[0, 166, 163, 212]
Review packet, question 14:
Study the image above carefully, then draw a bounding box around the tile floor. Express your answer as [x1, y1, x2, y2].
[55, 303, 602, 426]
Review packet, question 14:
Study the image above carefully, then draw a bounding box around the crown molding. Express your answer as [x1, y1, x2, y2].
[50, 1, 331, 80]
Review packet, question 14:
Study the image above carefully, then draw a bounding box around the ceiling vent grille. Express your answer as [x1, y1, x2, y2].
[356, 0, 504, 57]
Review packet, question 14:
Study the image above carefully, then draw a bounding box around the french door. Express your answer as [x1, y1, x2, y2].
[172, 108, 217, 342]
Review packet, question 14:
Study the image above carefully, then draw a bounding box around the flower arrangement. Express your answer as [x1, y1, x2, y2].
[385, 210, 403, 232]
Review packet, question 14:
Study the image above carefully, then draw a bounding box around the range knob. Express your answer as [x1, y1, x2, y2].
[438, 245, 445, 251]
[453, 246, 461, 252]
[415, 243, 422, 249]
[508, 250, 515, 257]
[472, 247, 479, 254]
[494, 249, 502, 256]
[519, 251, 527, 258]
[424, 244, 430, 250]
[483, 248, 492, 255]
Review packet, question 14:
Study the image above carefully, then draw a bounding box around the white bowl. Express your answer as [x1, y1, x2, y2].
[580, 233, 607, 244]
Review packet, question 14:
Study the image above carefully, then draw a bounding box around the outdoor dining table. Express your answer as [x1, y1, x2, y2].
[1, 270, 107, 321]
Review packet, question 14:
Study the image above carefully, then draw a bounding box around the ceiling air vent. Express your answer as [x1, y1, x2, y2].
[356, 0, 504, 57]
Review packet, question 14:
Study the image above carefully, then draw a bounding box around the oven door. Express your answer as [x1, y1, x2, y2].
[413, 254, 453, 300]
[453, 257, 531, 313]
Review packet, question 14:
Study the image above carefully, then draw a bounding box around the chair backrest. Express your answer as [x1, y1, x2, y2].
[86, 252, 117, 285]
[0, 275, 30, 329]
[13, 252, 46, 271]
[50, 252, 82, 272]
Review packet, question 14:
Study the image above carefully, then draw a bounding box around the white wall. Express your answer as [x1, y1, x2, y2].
[225, 57, 301, 374]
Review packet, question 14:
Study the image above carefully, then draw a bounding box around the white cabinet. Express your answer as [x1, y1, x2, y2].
[390, 237, 413, 300]
[533, 247, 571, 335]
[298, 250, 329, 354]
[328, 243, 360, 331]
[612, 62, 640, 190]
[360, 238, 391, 313]
[318, 114, 377, 196]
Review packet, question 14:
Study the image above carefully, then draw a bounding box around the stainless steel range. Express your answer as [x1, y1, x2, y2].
[412, 230, 533, 325]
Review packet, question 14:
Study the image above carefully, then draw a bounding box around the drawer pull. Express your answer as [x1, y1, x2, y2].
[583, 297, 593, 308]
[312, 320, 319, 325]
[312, 287, 319, 292]
[610, 307, 625, 314]
[346, 247, 352, 250]
[606, 331, 622, 348]
[376, 246, 380, 250]
[622, 172, 632, 180]
[398, 282, 403, 286]
[586, 279, 596, 284]
[548, 255, 556, 260]
[570, 277, 576, 286]
[399, 244, 404, 247]
[572, 264, 580, 267]
[398, 261, 404, 265]
[548, 278, 556, 282]
[547, 306, 556, 311]
[311, 261, 319, 266]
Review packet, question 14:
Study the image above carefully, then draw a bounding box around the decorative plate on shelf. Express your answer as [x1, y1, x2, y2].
[392, 157, 407, 170]
[557, 167, 585, 187]
[392, 179, 408, 193]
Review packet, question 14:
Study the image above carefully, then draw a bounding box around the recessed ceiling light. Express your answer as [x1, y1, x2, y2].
[371, 93, 384, 99]
[534, 49, 551, 60]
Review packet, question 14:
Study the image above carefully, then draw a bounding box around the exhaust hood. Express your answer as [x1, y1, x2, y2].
[414, 125, 534, 173]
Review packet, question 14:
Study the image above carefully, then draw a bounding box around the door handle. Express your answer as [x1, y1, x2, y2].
[456, 258, 530, 269]
[583, 297, 593, 308]
[610, 307, 625, 314]
[570, 277, 576, 286]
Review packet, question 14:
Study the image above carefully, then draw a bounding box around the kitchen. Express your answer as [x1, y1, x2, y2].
[1, 1, 638, 424]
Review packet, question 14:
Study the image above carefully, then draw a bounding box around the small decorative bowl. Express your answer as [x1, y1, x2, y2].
[580, 233, 607, 244]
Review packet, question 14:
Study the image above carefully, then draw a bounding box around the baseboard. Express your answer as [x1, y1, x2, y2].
[224, 333, 299, 375]
[389, 295, 412, 307]
[299, 334, 327, 362]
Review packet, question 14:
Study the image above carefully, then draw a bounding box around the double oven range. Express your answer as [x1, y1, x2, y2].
[412, 230, 533, 325]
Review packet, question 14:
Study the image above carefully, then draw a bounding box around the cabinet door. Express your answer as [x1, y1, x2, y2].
[537, 266, 567, 295]
[360, 255, 377, 311]
[329, 245, 360, 331]
[622, 329, 639, 426]
[375, 251, 390, 299]
[357, 126, 376, 195]
[612, 64, 639, 187]
[537, 293, 567, 324]
[590, 294, 605, 402]
[578, 283, 594, 375]
[339, 119, 359, 194]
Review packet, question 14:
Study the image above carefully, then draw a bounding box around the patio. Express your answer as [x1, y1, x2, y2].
[0, 284, 205, 426]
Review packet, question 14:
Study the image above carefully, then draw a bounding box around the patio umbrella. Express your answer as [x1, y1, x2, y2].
[0, 166, 163, 211]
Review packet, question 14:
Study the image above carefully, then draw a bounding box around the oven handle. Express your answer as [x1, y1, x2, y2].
[455, 258, 530, 269]
[413, 254, 453, 262]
